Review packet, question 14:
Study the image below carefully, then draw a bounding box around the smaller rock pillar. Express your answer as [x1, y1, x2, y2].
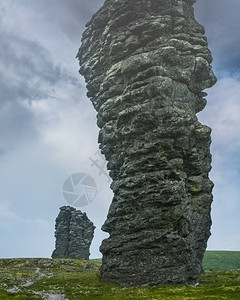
[52, 206, 95, 260]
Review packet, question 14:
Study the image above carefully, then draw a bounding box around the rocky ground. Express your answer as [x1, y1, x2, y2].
[0, 255, 239, 299]
[0, 258, 100, 299]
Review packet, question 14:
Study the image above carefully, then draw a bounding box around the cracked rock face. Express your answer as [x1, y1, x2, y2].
[52, 206, 95, 260]
[77, 0, 217, 286]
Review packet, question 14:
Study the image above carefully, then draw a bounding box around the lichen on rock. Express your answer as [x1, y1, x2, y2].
[52, 206, 95, 260]
[77, 0, 217, 286]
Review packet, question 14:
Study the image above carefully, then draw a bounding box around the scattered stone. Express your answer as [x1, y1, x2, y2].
[34, 291, 66, 300]
[77, 0, 216, 286]
[52, 206, 95, 260]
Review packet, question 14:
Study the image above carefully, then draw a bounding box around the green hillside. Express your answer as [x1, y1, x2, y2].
[203, 251, 240, 270]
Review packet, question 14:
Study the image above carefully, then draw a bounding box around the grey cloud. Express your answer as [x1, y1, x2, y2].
[0, 148, 5, 155]
[0, 29, 81, 156]
[195, 0, 240, 74]
[0, 31, 72, 103]
[18, 0, 105, 43]
[57, 0, 104, 37]
[0, 101, 35, 156]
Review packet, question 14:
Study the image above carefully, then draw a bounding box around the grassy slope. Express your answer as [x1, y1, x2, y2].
[203, 251, 240, 270]
[0, 252, 239, 299]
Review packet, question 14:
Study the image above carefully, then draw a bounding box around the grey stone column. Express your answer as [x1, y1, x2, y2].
[77, 0, 216, 285]
[52, 206, 95, 260]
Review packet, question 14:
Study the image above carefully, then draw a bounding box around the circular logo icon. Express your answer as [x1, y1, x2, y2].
[62, 173, 97, 207]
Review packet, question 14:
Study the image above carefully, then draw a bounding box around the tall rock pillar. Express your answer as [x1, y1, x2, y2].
[52, 206, 95, 260]
[77, 0, 217, 285]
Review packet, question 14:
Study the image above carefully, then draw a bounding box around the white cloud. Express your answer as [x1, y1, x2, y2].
[198, 75, 240, 251]
[0, 91, 112, 258]
[0, 202, 21, 225]
[0, 202, 49, 229]
[194, 0, 240, 71]
[0, 201, 53, 257]
[199, 76, 240, 150]
[26, 94, 98, 171]
[208, 232, 240, 251]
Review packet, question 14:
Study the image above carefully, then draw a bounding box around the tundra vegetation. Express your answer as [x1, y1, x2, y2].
[0, 251, 239, 299]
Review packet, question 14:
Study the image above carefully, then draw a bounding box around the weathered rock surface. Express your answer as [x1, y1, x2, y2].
[77, 0, 217, 286]
[52, 206, 95, 260]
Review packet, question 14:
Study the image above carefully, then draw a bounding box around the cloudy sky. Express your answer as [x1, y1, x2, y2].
[0, 0, 239, 259]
